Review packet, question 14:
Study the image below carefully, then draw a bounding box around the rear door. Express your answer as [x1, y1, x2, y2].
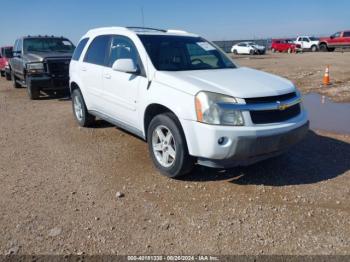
[101, 35, 148, 128]
[80, 35, 111, 111]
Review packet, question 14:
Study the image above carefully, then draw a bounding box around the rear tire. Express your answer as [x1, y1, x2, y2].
[26, 77, 40, 100]
[233, 49, 238, 55]
[0, 71, 4, 77]
[71, 88, 95, 127]
[147, 113, 195, 178]
[250, 49, 255, 55]
[319, 43, 328, 52]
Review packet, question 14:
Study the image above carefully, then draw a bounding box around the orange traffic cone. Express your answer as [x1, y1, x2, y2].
[323, 66, 330, 86]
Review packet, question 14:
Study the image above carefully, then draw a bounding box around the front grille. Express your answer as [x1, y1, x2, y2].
[46, 59, 70, 78]
[246, 92, 301, 124]
[245, 92, 296, 104]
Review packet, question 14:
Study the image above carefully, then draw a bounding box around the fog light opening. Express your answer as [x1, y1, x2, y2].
[218, 137, 228, 146]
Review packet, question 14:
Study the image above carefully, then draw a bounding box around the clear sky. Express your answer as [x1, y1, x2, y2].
[1, 0, 349, 46]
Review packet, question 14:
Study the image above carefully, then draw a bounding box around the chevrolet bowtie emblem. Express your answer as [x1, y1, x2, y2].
[277, 101, 289, 111]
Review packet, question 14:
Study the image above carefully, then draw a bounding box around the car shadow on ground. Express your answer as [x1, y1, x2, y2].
[181, 131, 350, 186]
[36, 90, 71, 101]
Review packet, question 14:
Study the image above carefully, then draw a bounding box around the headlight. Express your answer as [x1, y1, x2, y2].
[195, 91, 244, 126]
[27, 62, 44, 71]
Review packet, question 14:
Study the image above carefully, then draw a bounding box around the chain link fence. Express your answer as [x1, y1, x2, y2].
[213, 39, 272, 53]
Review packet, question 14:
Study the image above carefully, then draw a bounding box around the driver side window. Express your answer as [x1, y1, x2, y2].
[106, 35, 139, 68]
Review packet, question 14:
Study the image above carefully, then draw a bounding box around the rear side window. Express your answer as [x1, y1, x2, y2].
[72, 38, 89, 61]
[344, 31, 350, 37]
[84, 35, 111, 66]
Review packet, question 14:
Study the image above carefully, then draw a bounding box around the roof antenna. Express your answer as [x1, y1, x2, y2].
[141, 7, 145, 27]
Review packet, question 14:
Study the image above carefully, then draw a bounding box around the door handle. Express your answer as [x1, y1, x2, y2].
[104, 73, 111, 79]
[81, 67, 87, 72]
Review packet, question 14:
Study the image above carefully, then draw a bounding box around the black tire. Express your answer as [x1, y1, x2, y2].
[147, 113, 195, 178]
[5, 72, 11, 81]
[233, 49, 238, 55]
[0, 71, 4, 77]
[311, 45, 318, 52]
[12, 72, 21, 88]
[250, 49, 255, 55]
[71, 88, 95, 127]
[319, 43, 328, 52]
[328, 47, 335, 52]
[26, 77, 40, 100]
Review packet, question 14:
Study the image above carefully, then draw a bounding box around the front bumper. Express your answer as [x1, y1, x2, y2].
[181, 111, 309, 168]
[28, 75, 69, 90]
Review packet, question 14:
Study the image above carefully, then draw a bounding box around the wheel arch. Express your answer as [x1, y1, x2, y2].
[144, 104, 179, 139]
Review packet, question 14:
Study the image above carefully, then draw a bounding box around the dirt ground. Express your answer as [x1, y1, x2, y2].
[234, 51, 350, 102]
[1, 52, 350, 256]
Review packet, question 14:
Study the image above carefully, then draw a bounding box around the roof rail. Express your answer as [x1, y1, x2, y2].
[126, 26, 167, 33]
[167, 29, 189, 34]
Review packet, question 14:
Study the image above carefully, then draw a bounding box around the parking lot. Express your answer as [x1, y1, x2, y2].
[0, 52, 350, 255]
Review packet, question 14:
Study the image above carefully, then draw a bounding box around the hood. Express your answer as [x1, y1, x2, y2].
[24, 51, 73, 62]
[154, 67, 295, 98]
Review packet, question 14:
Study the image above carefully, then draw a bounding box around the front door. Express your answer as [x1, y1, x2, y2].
[80, 35, 111, 111]
[101, 35, 148, 129]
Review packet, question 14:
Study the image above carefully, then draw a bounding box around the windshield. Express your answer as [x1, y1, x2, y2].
[23, 38, 75, 53]
[137, 35, 236, 71]
[309, 37, 319, 41]
[3, 47, 13, 58]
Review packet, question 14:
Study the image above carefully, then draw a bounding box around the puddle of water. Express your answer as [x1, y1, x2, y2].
[303, 93, 350, 134]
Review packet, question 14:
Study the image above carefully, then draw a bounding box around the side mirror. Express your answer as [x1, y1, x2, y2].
[112, 58, 138, 74]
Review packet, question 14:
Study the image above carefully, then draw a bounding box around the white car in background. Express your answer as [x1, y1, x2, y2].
[69, 27, 308, 178]
[294, 36, 319, 52]
[231, 42, 266, 55]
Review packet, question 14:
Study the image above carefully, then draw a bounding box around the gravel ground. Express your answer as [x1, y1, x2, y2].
[234, 51, 350, 102]
[0, 52, 350, 256]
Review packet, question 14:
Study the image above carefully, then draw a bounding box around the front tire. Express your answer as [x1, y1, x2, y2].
[147, 113, 194, 178]
[26, 77, 40, 100]
[5, 72, 11, 81]
[12, 72, 21, 88]
[311, 45, 318, 52]
[71, 88, 95, 127]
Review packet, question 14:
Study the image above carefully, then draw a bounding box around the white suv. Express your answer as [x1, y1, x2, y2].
[69, 27, 309, 178]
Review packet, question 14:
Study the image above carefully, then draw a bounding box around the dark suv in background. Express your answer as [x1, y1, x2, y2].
[9, 35, 75, 99]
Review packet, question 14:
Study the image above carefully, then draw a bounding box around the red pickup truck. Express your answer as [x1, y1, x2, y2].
[271, 39, 301, 53]
[0, 46, 13, 80]
[319, 30, 350, 51]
